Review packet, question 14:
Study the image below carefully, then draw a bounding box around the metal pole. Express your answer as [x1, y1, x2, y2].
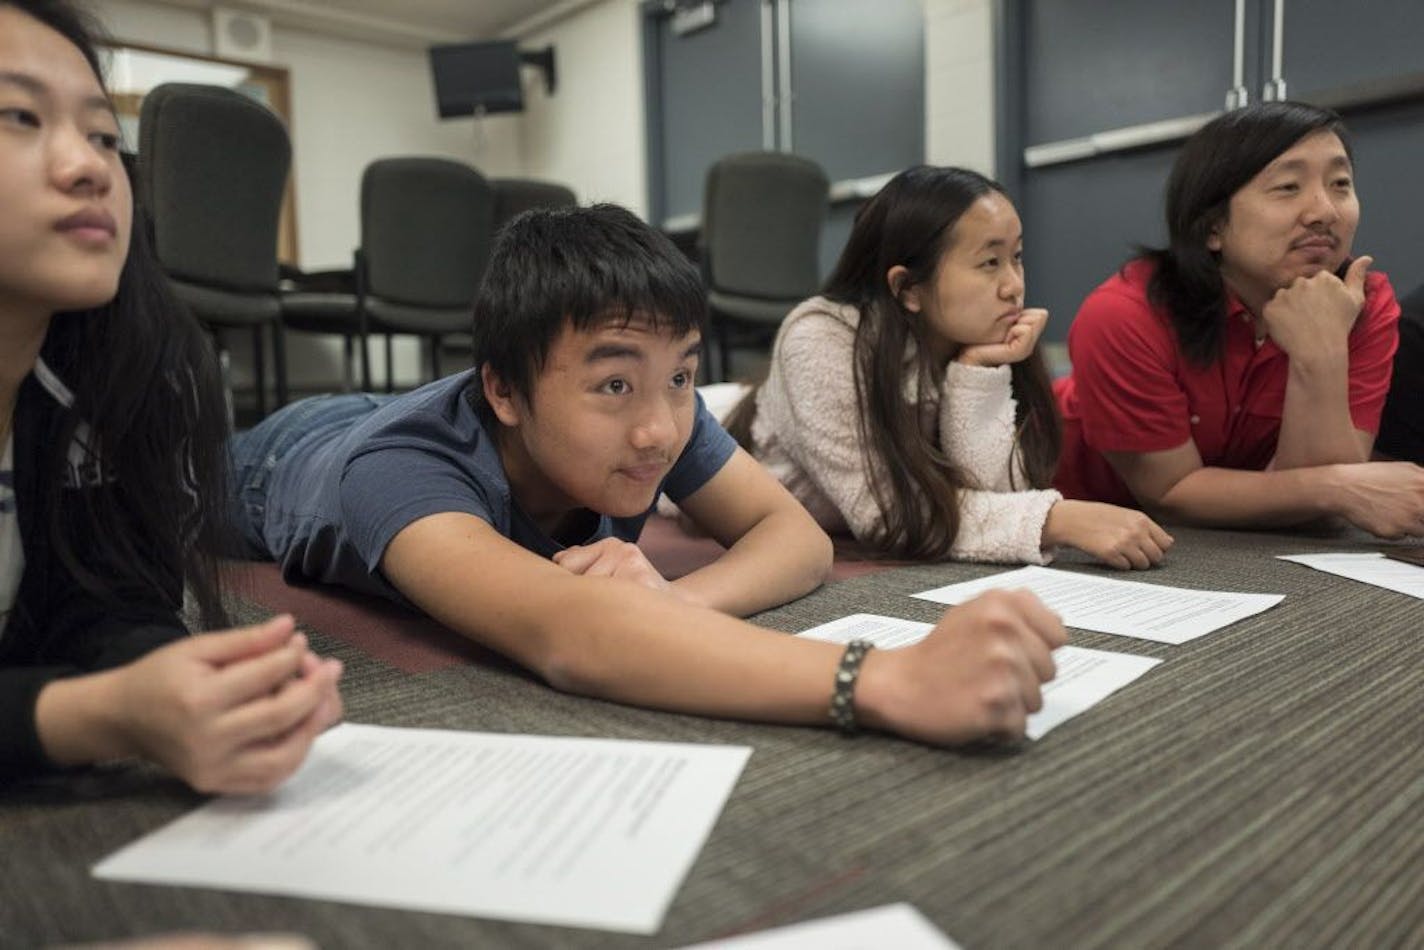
[760, 0, 775, 149]
[1264, 0, 1287, 101]
[776, 0, 792, 151]
[1226, 0, 1249, 109]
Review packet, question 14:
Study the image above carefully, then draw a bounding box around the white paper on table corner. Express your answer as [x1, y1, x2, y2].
[93, 722, 752, 935]
[909, 565, 1283, 644]
[1277, 552, 1424, 600]
[797, 613, 1161, 740]
[677, 902, 961, 949]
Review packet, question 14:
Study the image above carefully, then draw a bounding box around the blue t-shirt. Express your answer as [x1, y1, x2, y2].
[256, 371, 736, 601]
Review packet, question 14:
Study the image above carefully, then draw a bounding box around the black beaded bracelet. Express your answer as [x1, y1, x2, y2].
[829, 639, 875, 735]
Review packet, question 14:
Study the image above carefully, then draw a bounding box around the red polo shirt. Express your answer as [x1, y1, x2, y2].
[1054, 258, 1401, 506]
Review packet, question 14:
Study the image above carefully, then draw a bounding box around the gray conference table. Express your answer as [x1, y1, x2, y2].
[4, 525, 1423, 948]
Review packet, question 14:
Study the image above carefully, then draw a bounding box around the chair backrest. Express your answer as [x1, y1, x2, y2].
[701, 151, 829, 301]
[491, 178, 577, 232]
[138, 83, 290, 293]
[361, 157, 496, 308]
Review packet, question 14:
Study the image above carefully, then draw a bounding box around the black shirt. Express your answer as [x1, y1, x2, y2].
[0, 361, 187, 779]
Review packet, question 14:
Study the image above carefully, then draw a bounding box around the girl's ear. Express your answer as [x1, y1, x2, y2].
[886, 265, 922, 313]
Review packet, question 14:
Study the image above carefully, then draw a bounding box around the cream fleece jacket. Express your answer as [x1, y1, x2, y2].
[746, 296, 1061, 564]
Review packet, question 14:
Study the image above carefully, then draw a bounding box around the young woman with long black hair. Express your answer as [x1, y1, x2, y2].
[0, 0, 341, 792]
[726, 166, 1171, 569]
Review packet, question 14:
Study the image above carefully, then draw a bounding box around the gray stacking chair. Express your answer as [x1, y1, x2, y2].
[284, 158, 499, 393]
[360, 158, 497, 389]
[414, 177, 577, 372]
[491, 178, 577, 231]
[139, 82, 290, 417]
[700, 151, 829, 382]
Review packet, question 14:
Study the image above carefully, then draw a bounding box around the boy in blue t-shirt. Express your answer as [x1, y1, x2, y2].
[231, 204, 1065, 747]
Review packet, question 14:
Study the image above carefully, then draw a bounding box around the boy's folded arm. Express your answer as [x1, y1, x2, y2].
[379, 511, 842, 721]
[671, 448, 833, 616]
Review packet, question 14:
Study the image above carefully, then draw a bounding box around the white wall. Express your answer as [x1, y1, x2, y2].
[89, 0, 209, 54]
[924, 0, 997, 176]
[273, 28, 505, 269]
[501, 0, 647, 216]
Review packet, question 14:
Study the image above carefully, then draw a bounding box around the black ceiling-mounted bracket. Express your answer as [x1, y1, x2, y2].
[519, 46, 556, 96]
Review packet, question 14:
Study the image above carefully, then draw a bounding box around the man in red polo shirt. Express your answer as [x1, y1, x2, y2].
[1055, 101, 1424, 538]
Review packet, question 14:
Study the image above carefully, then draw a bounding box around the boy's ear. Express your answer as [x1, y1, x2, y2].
[481, 364, 523, 427]
[886, 264, 922, 313]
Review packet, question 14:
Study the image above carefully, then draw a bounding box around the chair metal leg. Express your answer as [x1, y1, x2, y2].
[430, 335, 441, 380]
[355, 285, 373, 392]
[211, 329, 235, 429]
[359, 333, 373, 392]
[251, 325, 267, 418]
[696, 328, 714, 385]
[717, 322, 732, 384]
[384, 334, 395, 393]
[342, 334, 355, 392]
[270, 319, 288, 409]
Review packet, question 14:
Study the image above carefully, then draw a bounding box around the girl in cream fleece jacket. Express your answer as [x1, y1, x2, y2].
[726, 167, 1173, 570]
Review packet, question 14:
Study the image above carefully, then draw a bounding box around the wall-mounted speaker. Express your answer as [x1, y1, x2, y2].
[212, 7, 274, 63]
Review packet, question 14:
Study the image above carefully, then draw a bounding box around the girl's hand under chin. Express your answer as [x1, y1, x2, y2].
[955, 308, 1049, 368]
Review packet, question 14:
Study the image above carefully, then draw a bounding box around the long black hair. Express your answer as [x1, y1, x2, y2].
[728, 166, 1060, 560]
[1144, 101, 1351, 366]
[11, 0, 232, 627]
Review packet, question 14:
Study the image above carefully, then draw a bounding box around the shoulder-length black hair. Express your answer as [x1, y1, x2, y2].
[729, 166, 1060, 561]
[468, 203, 707, 422]
[11, 0, 232, 627]
[1144, 101, 1351, 366]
